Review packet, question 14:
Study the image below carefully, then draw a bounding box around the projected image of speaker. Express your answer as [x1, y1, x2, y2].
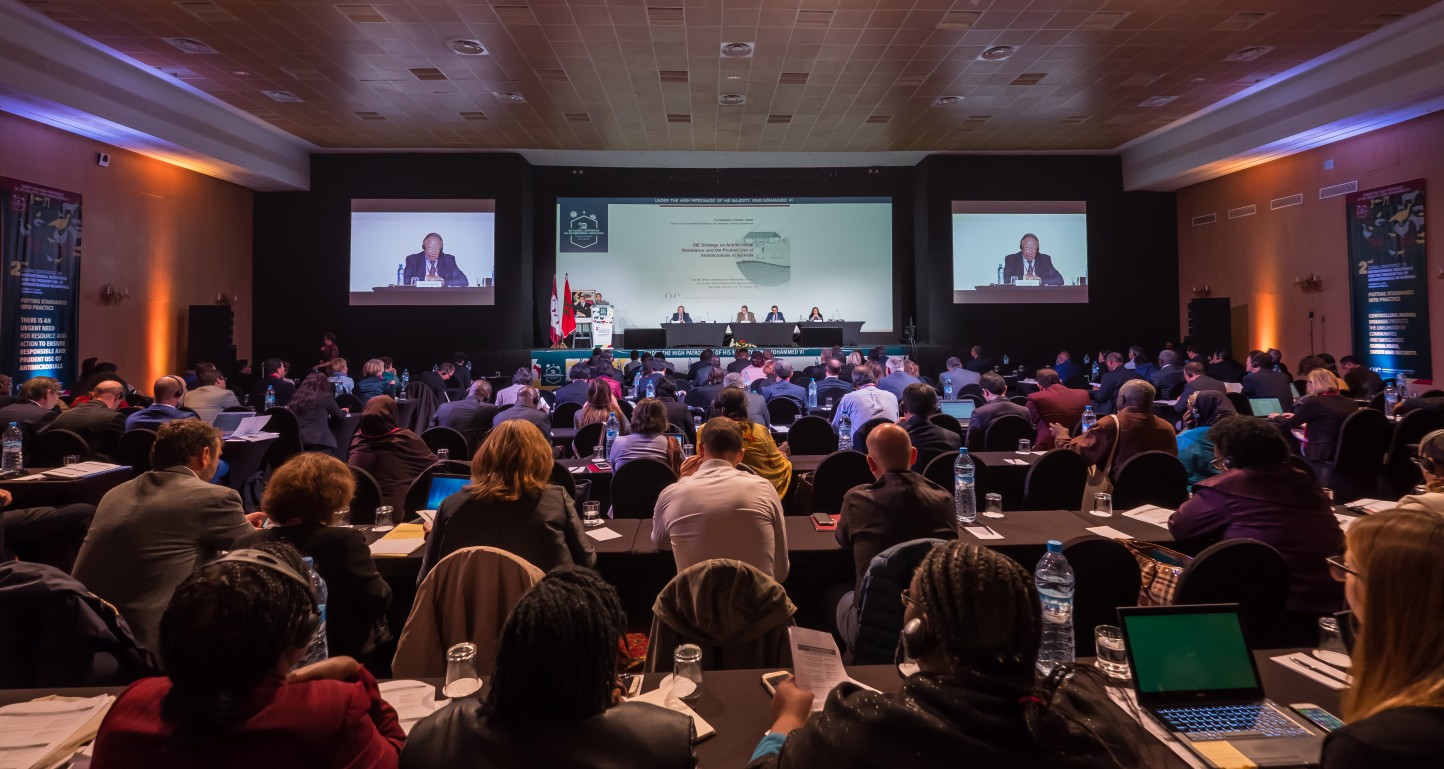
[799, 326, 843, 347]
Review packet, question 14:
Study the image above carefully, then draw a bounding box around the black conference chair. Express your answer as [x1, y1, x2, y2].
[929, 412, 964, 439]
[336, 393, 364, 412]
[552, 402, 582, 428]
[811, 450, 876, 514]
[549, 462, 581, 504]
[572, 422, 605, 458]
[853, 417, 892, 451]
[766, 397, 802, 426]
[1008, 395, 1028, 407]
[1384, 408, 1444, 496]
[1226, 392, 1252, 416]
[1023, 448, 1089, 511]
[347, 465, 384, 524]
[982, 414, 1034, 452]
[1174, 539, 1290, 648]
[610, 459, 678, 518]
[921, 451, 993, 502]
[1324, 408, 1392, 503]
[259, 407, 303, 471]
[401, 460, 472, 516]
[786, 416, 837, 456]
[959, 384, 983, 400]
[116, 429, 156, 477]
[420, 426, 469, 460]
[1111, 450, 1189, 509]
[31, 429, 90, 467]
[1061, 535, 1141, 643]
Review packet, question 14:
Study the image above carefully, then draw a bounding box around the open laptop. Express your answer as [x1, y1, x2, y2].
[1248, 397, 1283, 417]
[424, 473, 469, 510]
[938, 400, 976, 426]
[1119, 604, 1323, 768]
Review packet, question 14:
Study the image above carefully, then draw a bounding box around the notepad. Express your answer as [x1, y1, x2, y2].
[1121, 505, 1173, 528]
[1086, 525, 1134, 540]
[0, 694, 114, 769]
[964, 526, 1004, 540]
[586, 527, 622, 542]
[368, 522, 425, 556]
[378, 680, 441, 735]
[37, 462, 122, 480]
[1344, 498, 1393, 514]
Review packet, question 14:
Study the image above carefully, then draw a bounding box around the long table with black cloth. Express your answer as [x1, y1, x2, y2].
[662, 321, 866, 347]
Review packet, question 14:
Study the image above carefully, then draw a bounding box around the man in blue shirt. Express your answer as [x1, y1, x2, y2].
[877, 357, 921, 401]
[761, 361, 807, 409]
[832, 364, 898, 446]
[1052, 351, 1079, 384]
[125, 376, 197, 433]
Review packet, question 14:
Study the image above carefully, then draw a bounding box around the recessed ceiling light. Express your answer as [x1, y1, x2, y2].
[1138, 95, 1178, 107]
[261, 89, 303, 102]
[1226, 46, 1273, 62]
[231, 70, 251, 77]
[978, 46, 1015, 61]
[726, 75, 742, 80]
[156, 66, 202, 79]
[932, 95, 965, 106]
[721, 42, 754, 58]
[718, 93, 746, 105]
[163, 37, 218, 54]
[1189, 77, 1207, 84]
[492, 91, 526, 103]
[448, 39, 488, 56]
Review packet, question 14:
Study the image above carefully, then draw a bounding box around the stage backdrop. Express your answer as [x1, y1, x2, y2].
[0, 176, 81, 390]
[1346, 179, 1431, 379]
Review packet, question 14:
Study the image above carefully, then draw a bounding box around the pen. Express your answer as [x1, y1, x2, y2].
[1292, 654, 1350, 683]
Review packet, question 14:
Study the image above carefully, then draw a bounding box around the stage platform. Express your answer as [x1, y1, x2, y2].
[529, 345, 910, 388]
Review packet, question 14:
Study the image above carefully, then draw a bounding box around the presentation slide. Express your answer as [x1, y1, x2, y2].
[349, 199, 495, 306]
[555, 197, 893, 331]
[951, 201, 1088, 304]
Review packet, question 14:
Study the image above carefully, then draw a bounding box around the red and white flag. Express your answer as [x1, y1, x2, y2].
[549, 275, 562, 345]
[561, 274, 577, 339]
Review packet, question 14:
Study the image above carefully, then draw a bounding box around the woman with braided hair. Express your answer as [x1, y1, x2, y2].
[401, 567, 696, 769]
[749, 541, 1158, 769]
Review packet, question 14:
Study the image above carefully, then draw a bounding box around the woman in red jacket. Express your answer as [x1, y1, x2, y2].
[90, 542, 405, 769]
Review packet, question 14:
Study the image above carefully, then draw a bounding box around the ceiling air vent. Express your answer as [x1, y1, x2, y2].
[1270, 194, 1304, 210]
[1227, 204, 1257, 220]
[1319, 181, 1358, 200]
[1191, 213, 1217, 227]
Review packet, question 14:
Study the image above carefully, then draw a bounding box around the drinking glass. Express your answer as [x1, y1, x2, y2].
[443, 642, 482, 698]
[1017, 438, 1032, 454]
[682, 443, 694, 458]
[1092, 492, 1113, 517]
[373, 505, 394, 530]
[1321, 487, 1335, 502]
[591, 444, 606, 462]
[334, 507, 351, 527]
[825, 397, 834, 409]
[672, 644, 703, 702]
[62, 454, 81, 466]
[983, 492, 1005, 519]
[436, 448, 450, 464]
[1094, 626, 1130, 679]
[582, 501, 603, 528]
[1318, 616, 1348, 656]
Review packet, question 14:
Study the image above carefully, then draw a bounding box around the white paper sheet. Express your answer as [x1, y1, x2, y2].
[368, 537, 423, 556]
[377, 680, 441, 735]
[1270, 654, 1349, 691]
[1086, 525, 1135, 540]
[634, 681, 716, 740]
[1343, 498, 1394, 514]
[964, 526, 1004, 540]
[0, 695, 113, 769]
[226, 415, 273, 439]
[1335, 513, 1358, 531]
[1121, 505, 1174, 528]
[787, 627, 878, 711]
[37, 462, 121, 479]
[585, 527, 623, 542]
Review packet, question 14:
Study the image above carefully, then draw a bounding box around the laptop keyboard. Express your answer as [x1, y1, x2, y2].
[1157, 704, 1310, 740]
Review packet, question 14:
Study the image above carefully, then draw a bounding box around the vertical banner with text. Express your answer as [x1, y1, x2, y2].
[1346, 179, 1430, 379]
[0, 177, 82, 390]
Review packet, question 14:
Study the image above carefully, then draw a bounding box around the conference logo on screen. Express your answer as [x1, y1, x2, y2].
[561, 204, 608, 252]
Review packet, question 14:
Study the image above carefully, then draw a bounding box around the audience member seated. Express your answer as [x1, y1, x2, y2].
[88, 543, 405, 769]
[46, 380, 126, 461]
[1395, 392, 1444, 418]
[430, 380, 497, 435]
[419, 421, 594, 582]
[832, 363, 898, 447]
[1169, 415, 1342, 628]
[762, 360, 808, 409]
[897, 383, 960, 473]
[608, 398, 683, 473]
[1242, 352, 1296, 411]
[73, 420, 266, 650]
[491, 386, 553, 437]
[965, 372, 1030, 451]
[1129, 348, 1158, 383]
[1392, 429, 1444, 515]
[1321, 508, 1444, 768]
[622, 350, 646, 378]
[1175, 361, 1227, 416]
[815, 358, 853, 406]
[1207, 349, 1246, 383]
[327, 358, 355, 395]
[964, 345, 993, 373]
[741, 351, 768, 384]
[1339, 355, 1386, 400]
[654, 418, 788, 581]
[348, 396, 436, 512]
[751, 541, 1153, 769]
[237, 453, 390, 659]
[1051, 379, 1177, 481]
[841, 350, 864, 381]
[0, 487, 94, 572]
[126, 376, 196, 433]
[688, 349, 716, 386]
[1051, 351, 1079, 385]
[182, 368, 240, 422]
[653, 379, 693, 440]
[415, 363, 454, 399]
[249, 358, 296, 408]
[289, 372, 348, 453]
[354, 358, 394, 403]
[685, 366, 726, 409]
[937, 356, 980, 396]
[1269, 368, 1359, 478]
[73, 362, 140, 407]
[1175, 391, 1236, 487]
[877, 356, 921, 401]
[448, 353, 472, 392]
[723, 372, 772, 426]
[1150, 350, 1184, 397]
[692, 388, 791, 498]
[1027, 368, 1092, 450]
[576, 379, 627, 435]
[553, 363, 592, 406]
[401, 567, 694, 769]
[726, 349, 751, 374]
[1092, 352, 1141, 416]
[834, 424, 955, 649]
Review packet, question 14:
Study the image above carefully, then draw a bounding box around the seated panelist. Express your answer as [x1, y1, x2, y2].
[1001, 233, 1065, 286]
[766, 305, 785, 322]
[669, 305, 693, 323]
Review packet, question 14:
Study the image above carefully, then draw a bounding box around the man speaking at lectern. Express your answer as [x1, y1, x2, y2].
[1001, 233, 1064, 286]
[403, 232, 469, 286]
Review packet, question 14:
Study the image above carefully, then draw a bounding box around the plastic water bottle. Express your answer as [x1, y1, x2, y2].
[633, 371, 643, 397]
[1035, 540, 1076, 676]
[1091, 361, 1101, 381]
[838, 414, 852, 451]
[808, 379, 818, 409]
[646, 379, 656, 399]
[1081, 405, 1097, 432]
[1398, 374, 1409, 399]
[1384, 384, 1399, 413]
[300, 557, 329, 667]
[396, 263, 404, 286]
[996, 263, 1004, 284]
[2, 423, 23, 474]
[943, 380, 954, 400]
[264, 385, 276, 410]
[954, 448, 976, 524]
[605, 412, 620, 455]
[1003, 354, 1010, 367]
[399, 369, 410, 400]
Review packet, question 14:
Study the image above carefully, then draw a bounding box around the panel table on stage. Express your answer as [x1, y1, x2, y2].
[662, 321, 865, 347]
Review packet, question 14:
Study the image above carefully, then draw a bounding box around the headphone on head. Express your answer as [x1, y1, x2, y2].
[213, 549, 320, 648]
[1418, 429, 1444, 475]
[901, 615, 930, 659]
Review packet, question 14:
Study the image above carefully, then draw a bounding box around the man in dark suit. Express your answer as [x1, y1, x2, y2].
[125, 376, 197, 433]
[553, 364, 592, 406]
[688, 349, 716, 386]
[248, 358, 296, 408]
[1176, 361, 1228, 416]
[1027, 368, 1092, 449]
[1052, 352, 1079, 385]
[897, 384, 962, 474]
[416, 363, 453, 400]
[622, 351, 645, 379]
[815, 358, 853, 408]
[1242, 352, 1295, 411]
[448, 353, 472, 392]
[401, 232, 469, 287]
[1000, 233, 1065, 286]
[1339, 355, 1385, 400]
[761, 361, 807, 409]
[0, 376, 61, 440]
[965, 373, 1031, 451]
[491, 387, 551, 436]
[654, 379, 695, 441]
[685, 367, 726, 409]
[48, 380, 127, 461]
[669, 305, 693, 323]
[1093, 352, 1141, 416]
[1149, 349, 1186, 399]
[725, 349, 751, 374]
[965, 345, 994, 373]
[1207, 349, 1246, 383]
[431, 380, 498, 435]
[765, 305, 785, 322]
[735, 305, 757, 323]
